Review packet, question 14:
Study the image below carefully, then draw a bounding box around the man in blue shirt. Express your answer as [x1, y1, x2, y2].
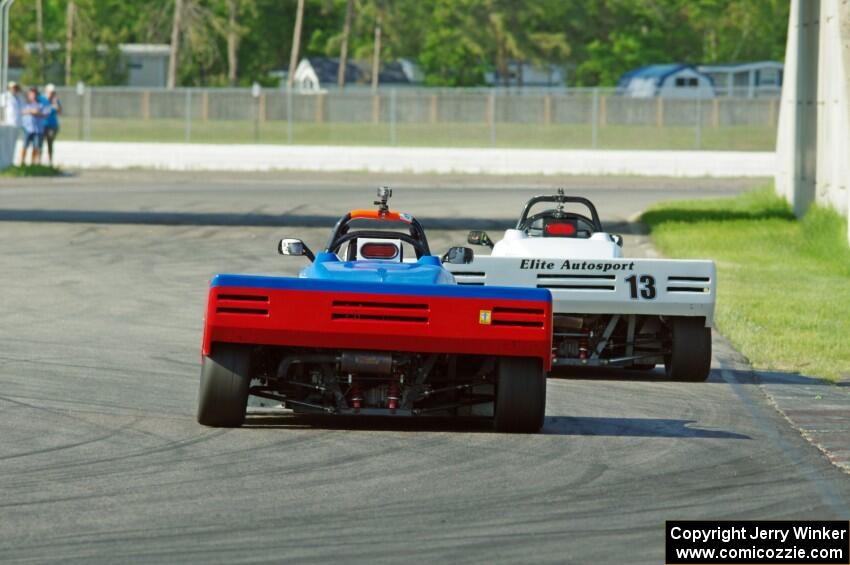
[20, 87, 47, 166]
[43, 83, 62, 166]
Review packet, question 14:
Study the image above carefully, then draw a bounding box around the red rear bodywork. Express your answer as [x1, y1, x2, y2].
[202, 275, 553, 370]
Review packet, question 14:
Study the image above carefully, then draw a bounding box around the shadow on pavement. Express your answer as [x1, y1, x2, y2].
[544, 416, 750, 439]
[641, 205, 794, 226]
[550, 367, 835, 386]
[754, 370, 841, 387]
[0, 208, 634, 234]
[243, 412, 749, 439]
[549, 366, 668, 382]
[0, 209, 507, 230]
[243, 413, 494, 433]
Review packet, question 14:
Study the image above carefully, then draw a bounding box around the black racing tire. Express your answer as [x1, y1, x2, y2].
[665, 318, 712, 382]
[494, 357, 546, 434]
[197, 343, 251, 427]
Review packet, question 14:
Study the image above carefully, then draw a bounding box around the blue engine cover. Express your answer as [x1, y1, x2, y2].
[300, 252, 456, 285]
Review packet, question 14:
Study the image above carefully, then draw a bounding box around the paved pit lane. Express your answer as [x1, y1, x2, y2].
[0, 171, 847, 564]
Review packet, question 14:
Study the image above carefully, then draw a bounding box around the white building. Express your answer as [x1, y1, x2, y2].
[617, 64, 715, 98]
[290, 57, 419, 92]
[121, 44, 170, 88]
[22, 43, 170, 87]
[697, 61, 783, 97]
[485, 61, 567, 87]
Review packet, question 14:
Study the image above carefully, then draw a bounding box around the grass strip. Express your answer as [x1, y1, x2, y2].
[642, 187, 850, 382]
[0, 165, 64, 177]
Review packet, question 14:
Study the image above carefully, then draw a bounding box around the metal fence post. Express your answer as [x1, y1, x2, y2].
[76, 82, 85, 141]
[83, 87, 92, 141]
[254, 96, 259, 142]
[489, 90, 496, 147]
[287, 88, 294, 144]
[694, 97, 702, 150]
[389, 88, 397, 146]
[184, 89, 192, 142]
[591, 88, 599, 149]
[252, 82, 261, 142]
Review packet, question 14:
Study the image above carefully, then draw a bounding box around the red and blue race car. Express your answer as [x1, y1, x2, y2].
[197, 188, 553, 433]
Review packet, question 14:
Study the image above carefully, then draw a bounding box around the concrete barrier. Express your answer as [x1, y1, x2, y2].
[51, 141, 775, 178]
[0, 125, 17, 169]
[775, 0, 850, 243]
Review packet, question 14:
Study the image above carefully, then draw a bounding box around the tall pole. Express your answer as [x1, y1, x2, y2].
[370, 11, 382, 92]
[287, 0, 305, 89]
[226, 0, 239, 86]
[65, 1, 74, 85]
[337, 0, 354, 89]
[0, 0, 15, 116]
[35, 0, 45, 84]
[167, 0, 183, 89]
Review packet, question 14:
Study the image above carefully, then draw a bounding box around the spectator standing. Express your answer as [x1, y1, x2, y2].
[3, 81, 22, 128]
[20, 87, 47, 166]
[43, 84, 62, 166]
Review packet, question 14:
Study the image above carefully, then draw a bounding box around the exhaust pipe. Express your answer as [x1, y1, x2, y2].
[339, 351, 393, 374]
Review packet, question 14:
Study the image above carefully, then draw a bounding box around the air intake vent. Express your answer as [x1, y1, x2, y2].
[490, 306, 545, 328]
[218, 294, 269, 302]
[452, 271, 486, 286]
[666, 276, 711, 294]
[216, 294, 270, 315]
[217, 307, 269, 315]
[536, 273, 615, 291]
[331, 300, 429, 323]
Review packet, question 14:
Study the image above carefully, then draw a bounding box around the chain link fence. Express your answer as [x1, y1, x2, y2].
[55, 86, 779, 151]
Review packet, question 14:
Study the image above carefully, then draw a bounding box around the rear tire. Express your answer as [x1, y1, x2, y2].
[197, 343, 251, 427]
[494, 357, 546, 433]
[665, 318, 711, 382]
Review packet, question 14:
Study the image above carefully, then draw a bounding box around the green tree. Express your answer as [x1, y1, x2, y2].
[419, 0, 486, 86]
[572, 0, 789, 86]
[5, 0, 788, 88]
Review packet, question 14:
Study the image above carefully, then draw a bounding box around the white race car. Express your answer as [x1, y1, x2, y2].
[443, 191, 715, 381]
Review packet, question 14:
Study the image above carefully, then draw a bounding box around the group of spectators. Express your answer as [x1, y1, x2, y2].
[3, 82, 62, 167]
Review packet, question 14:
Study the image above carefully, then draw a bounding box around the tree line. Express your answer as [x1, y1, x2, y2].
[9, 0, 789, 88]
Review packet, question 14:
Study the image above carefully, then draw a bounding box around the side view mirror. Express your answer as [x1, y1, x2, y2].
[467, 230, 494, 248]
[443, 246, 474, 265]
[611, 234, 624, 247]
[278, 238, 315, 261]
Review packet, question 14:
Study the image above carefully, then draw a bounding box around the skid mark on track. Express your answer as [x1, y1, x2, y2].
[14, 429, 228, 476]
[0, 417, 143, 462]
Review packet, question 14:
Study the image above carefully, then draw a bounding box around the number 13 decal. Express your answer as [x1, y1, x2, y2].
[625, 274, 656, 299]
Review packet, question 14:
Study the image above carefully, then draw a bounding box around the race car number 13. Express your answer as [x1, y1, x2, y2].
[625, 274, 656, 300]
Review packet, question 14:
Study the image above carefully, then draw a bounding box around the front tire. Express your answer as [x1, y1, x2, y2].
[197, 343, 251, 427]
[494, 357, 546, 433]
[665, 318, 711, 382]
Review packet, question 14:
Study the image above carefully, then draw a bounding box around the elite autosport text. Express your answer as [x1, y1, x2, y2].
[519, 259, 636, 272]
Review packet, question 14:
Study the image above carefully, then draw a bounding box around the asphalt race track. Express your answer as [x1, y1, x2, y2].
[1, 171, 848, 564]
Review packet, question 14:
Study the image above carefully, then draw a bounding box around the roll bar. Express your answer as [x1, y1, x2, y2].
[324, 188, 432, 257]
[516, 191, 604, 232]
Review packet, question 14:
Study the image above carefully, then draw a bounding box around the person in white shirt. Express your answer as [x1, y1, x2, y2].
[3, 81, 22, 128]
